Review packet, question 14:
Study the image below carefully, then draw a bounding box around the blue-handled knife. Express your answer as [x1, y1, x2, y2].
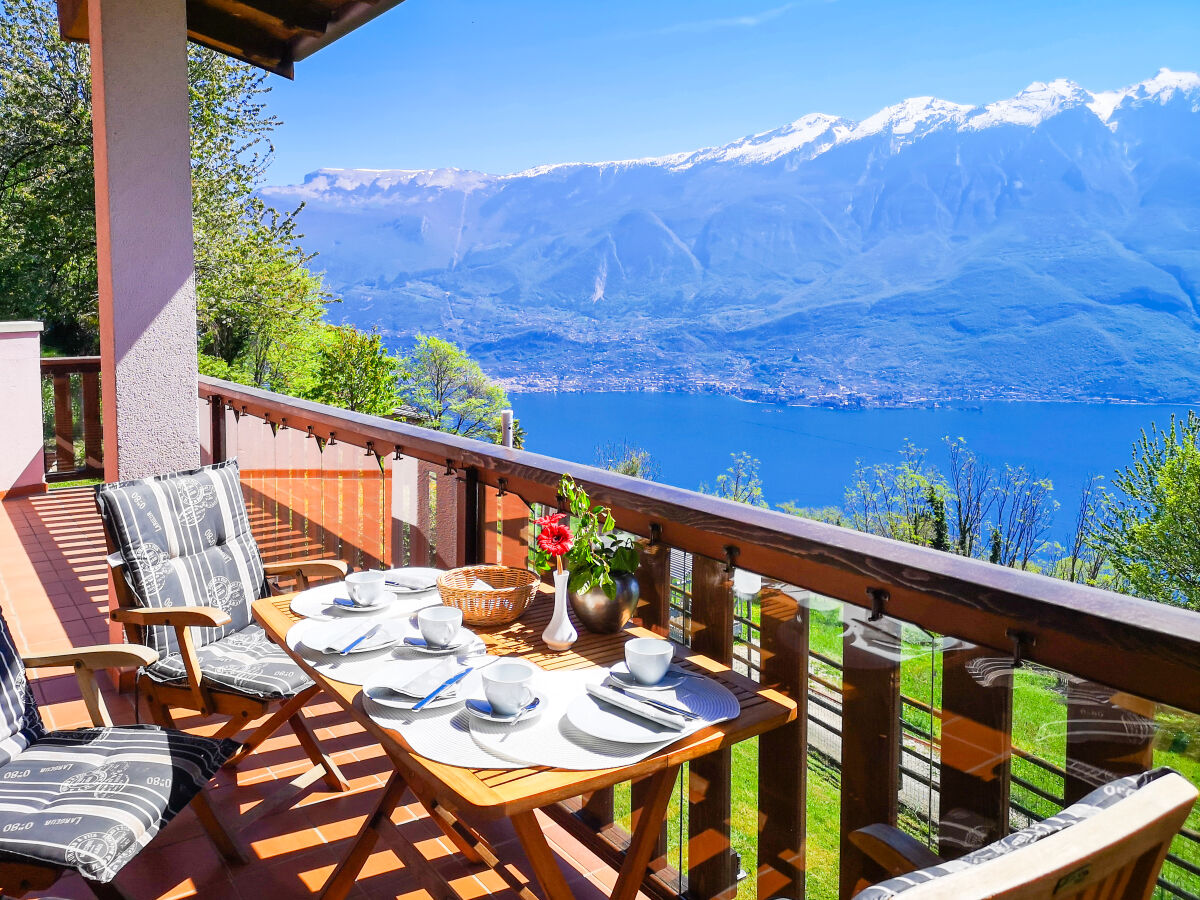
[340, 624, 380, 655]
[412, 666, 473, 711]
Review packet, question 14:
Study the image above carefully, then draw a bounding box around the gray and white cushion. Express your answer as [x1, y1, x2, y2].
[96, 460, 313, 698]
[0, 725, 237, 883]
[0, 607, 45, 767]
[144, 624, 312, 700]
[854, 767, 1180, 898]
[95, 459, 268, 660]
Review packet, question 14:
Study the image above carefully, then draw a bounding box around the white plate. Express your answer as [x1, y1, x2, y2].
[607, 662, 688, 692]
[386, 567, 442, 594]
[464, 691, 547, 724]
[362, 682, 461, 710]
[564, 693, 688, 745]
[292, 619, 401, 655]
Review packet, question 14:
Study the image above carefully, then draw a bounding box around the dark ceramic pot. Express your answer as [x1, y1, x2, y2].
[568, 572, 640, 633]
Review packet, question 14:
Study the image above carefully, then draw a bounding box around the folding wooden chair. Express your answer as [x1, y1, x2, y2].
[851, 767, 1197, 900]
[0, 606, 244, 899]
[95, 460, 350, 808]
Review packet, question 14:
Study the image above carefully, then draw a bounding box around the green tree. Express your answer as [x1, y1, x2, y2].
[0, 0, 328, 363]
[0, 0, 96, 351]
[596, 440, 660, 480]
[844, 441, 945, 544]
[778, 503, 848, 527]
[1091, 413, 1200, 609]
[398, 335, 510, 442]
[309, 326, 398, 415]
[701, 452, 767, 507]
[928, 485, 950, 552]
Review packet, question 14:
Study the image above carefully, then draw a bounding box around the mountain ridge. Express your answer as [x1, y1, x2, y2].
[264, 69, 1200, 406]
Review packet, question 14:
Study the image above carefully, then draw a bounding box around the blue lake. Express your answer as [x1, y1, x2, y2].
[510, 393, 1196, 539]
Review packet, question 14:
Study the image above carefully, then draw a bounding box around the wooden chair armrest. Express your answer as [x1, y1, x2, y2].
[111, 606, 232, 628]
[23, 644, 157, 671]
[110, 608, 226, 716]
[849, 824, 945, 877]
[22, 643, 158, 729]
[262, 557, 348, 590]
[262, 558, 348, 578]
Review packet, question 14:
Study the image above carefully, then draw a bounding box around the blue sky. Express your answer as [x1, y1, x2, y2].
[263, 0, 1200, 184]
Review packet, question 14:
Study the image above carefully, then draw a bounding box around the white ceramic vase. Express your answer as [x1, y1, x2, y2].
[542, 569, 578, 652]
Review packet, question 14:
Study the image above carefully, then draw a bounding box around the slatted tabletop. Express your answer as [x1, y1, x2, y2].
[254, 591, 796, 819]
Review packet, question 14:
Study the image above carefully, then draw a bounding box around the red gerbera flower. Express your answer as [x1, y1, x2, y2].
[534, 512, 565, 527]
[536, 522, 574, 557]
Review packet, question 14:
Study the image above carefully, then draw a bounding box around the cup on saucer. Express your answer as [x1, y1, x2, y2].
[417, 606, 463, 649]
[482, 661, 534, 716]
[624, 638, 674, 686]
[346, 571, 386, 607]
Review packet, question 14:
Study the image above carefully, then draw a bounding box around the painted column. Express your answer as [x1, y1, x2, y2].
[0, 322, 47, 499]
[89, 0, 199, 480]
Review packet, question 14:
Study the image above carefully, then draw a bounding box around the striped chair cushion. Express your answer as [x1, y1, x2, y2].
[144, 624, 312, 700]
[0, 607, 45, 768]
[0, 725, 237, 883]
[853, 767, 1179, 898]
[95, 460, 268, 664]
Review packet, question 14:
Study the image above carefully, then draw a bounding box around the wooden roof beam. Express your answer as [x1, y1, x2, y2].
[214, 0, 332, 38]
[185, 0, 294, 78]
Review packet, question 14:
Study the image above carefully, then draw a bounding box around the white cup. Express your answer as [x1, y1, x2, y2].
[417, 606, 463, 649]
[625, 638, 674, 686]
[482, 661, 534, 716]
[345, 571, 385, 607]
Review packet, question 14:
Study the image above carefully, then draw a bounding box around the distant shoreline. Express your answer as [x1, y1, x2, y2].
[501, 383, 1196, 411]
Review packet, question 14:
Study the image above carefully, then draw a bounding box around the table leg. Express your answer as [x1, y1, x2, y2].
[611, 765, 681, 900]
[319, 771, 408, 900]
[512, 810, 578, 900]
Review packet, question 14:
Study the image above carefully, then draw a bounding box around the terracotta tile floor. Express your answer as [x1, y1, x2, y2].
[0, 487, 634, 900]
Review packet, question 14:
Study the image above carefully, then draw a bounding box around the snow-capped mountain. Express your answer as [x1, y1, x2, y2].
[264, 69, 1200, 402]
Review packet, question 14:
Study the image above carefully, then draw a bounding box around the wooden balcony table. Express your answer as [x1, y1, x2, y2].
[253, 591, 796, 900]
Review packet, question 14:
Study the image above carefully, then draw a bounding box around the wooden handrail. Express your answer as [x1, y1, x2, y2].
[40, 355, 102, 376]
[198, 374, 1200, 714]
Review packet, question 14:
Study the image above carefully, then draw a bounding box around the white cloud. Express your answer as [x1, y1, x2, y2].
[656, 2, 802, 35]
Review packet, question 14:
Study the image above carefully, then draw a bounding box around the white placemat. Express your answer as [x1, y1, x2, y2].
[468, 667, 742, 771]
[289, 567, 445, 621]
[361, 655, 530, 770]
[285, 616, 486, 685]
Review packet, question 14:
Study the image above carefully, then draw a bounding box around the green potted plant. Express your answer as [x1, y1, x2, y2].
[532, 476, 641, 633]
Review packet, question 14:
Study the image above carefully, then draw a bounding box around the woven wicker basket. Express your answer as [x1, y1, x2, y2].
[436, 565, 538, 626]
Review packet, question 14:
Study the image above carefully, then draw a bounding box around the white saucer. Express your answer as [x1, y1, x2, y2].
[464, 692, 546, 724]
[607, 662, 687, 691]
[335, 597, 390, 613]
[401, 628, 475, 655]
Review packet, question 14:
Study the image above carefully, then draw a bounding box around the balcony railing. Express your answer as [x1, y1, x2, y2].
[193, 373, 1200, 900]
[40, 356, 103, 480]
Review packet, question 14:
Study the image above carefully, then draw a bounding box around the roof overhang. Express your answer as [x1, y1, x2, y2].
[56, 0, 406, 79]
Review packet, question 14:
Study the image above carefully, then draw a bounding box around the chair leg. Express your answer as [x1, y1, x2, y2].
[290, 708, 349, 793]
[223, 688, 313, 768]
[190, 788, 250, 865]
[146, 698, 176, 729]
